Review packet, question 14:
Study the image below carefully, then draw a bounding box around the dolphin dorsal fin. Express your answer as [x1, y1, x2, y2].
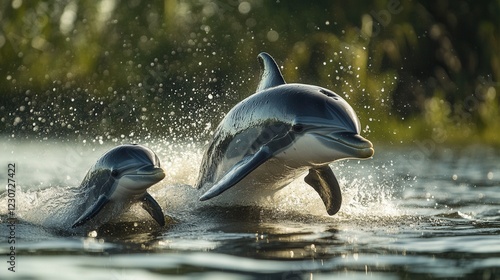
[256, 52, 286, 92]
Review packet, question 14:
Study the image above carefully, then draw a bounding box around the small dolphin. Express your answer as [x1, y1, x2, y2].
[71, 144, 165, 228]
[196, 52, 374, 215]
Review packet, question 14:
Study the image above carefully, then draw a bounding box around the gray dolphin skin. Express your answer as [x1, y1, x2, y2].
[196, 52, 374, 215]
[71, 144, 165, 228]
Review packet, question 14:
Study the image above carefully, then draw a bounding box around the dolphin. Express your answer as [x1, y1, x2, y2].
[71, 144, 165, 228]
[195, 52, 374, 215]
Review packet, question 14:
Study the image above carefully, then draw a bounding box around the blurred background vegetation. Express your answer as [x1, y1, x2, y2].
[0, 0, 499, 145]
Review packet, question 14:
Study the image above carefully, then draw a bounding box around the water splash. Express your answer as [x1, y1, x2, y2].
[0, 139, 405, 235]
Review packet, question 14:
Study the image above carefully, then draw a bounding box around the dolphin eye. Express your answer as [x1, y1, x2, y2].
[111, 169, 119, 177]
[292, 124, 304, 133]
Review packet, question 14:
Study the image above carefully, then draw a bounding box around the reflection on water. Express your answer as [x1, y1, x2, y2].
[0, 139, 499, 279]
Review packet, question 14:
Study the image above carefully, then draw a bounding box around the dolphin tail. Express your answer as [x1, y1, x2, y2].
[141, 192, 165, 226]
[304, 166, 342, 215]
[256, 52, 286, 92]
[71, 195, 110, 228]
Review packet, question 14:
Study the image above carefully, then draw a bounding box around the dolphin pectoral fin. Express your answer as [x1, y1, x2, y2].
[256, 52, 286, 92]
[141, 192, 165, 226]
[71, 195, 110, 228]
[304, 166, 342, 216]
[199, 146, 273, 201]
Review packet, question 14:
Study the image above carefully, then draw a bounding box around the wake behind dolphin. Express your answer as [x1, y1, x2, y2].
[196, 52, 374, 215]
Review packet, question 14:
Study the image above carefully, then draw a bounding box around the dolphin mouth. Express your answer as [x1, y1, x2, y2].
[316, 132, 374, 158]
[124, 165, 166, 182]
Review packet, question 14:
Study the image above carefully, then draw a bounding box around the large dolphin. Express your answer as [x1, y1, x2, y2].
[71, 144, 165, 228]
[195, 52, 374, 215]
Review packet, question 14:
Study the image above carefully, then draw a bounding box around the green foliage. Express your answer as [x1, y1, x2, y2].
[0, 0, 499, 145]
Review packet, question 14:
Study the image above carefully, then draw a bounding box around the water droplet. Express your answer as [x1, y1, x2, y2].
[267, 30, 279, 42]
[238, 2, 251, 14]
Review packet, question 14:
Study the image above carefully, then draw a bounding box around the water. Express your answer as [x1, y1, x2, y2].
[0, 139, 499, 279]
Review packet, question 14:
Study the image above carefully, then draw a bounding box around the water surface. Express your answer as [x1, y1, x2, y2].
[0, 139, 499, 279]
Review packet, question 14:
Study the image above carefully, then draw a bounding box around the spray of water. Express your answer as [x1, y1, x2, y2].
[0, 138, 406, 236]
